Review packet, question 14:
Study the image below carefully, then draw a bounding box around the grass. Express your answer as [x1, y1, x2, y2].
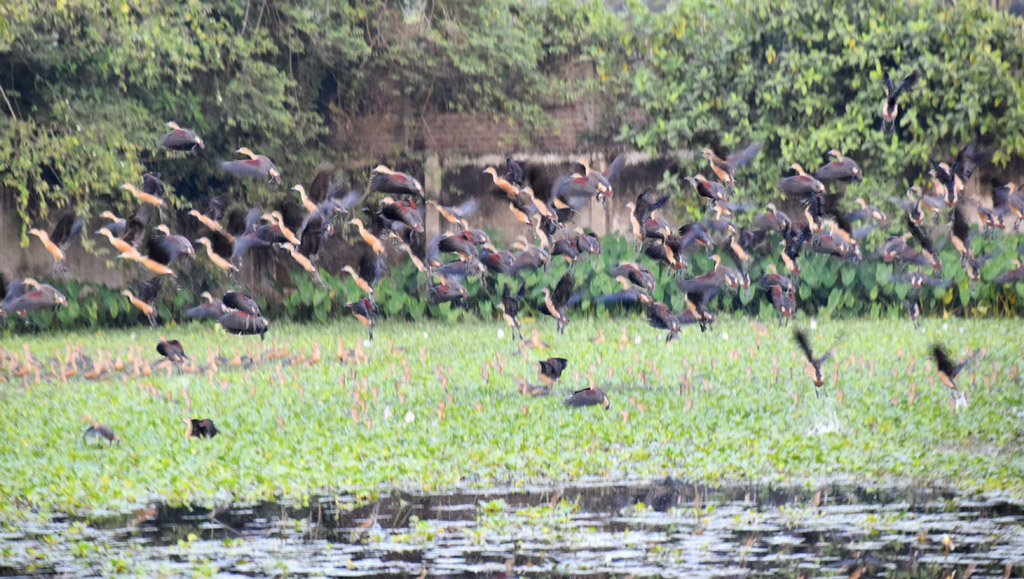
[1, 314, 1023, 517]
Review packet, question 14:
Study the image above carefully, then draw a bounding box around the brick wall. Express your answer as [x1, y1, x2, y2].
[334, 105, 591, 156]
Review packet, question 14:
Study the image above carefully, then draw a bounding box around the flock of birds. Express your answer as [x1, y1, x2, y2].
[2, 74, 1024, 444]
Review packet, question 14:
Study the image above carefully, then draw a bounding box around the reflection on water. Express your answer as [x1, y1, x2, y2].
[2, 481, 1023, 577]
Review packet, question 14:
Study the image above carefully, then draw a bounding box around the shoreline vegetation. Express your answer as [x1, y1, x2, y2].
[2, 316, 1021, 518]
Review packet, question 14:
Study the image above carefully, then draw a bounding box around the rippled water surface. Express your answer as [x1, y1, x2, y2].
[3, 481, 1023, 577]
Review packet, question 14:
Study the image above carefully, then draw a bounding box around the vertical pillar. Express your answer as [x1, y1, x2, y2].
[588, 152, 608, 237]
[424, 152, 441, 250]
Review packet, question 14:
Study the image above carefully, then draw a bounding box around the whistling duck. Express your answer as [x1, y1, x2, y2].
[83, 422, 121, 446]
[931, 344, 977, 390]
[759, 263, 794, 293]
[97, 210, 127, 236]
[643, 241, 683, 271]
[184, 292, 226, 320]
[576, 154, 626, 209]
[219, 311, 269, 339]
[97, 227, 139, 259]
[122, 182, 165, 208]
[222, 291, 260, 316]
[596, 276, 653, 308]
[292, 184, 319, 213]
[429, 275, 468, 305]
[29, 209, 82, 273]
[259, 211, 300, 245]
[196, 237, 239, 272]
[646, 301, 682, 342]
[574, 229, 601, 256]
[815, 149, 863, 182]
[483, 167, 520, 198]
[888, 269, 950, 291]
[0, 279, 67, 316]
[679, 286, 716, 332]
[428, 231, 479, 265]
[372, 164, 423, 197]
[160, 121, 204, 152]
[702, 143, 761, 188]
[931, 143, 987, 207]
[542, 272, 574, 334]
[157, 338, 188, 362]
[504, 158, 525, 185]
[349, 218, 385, 255]
[480, 244, 516, 275]
[993, 259, 1024, 285]
[757, 203, 792, 234]
[794, 329, 831, 394]
[881, 71, 918, 131]
[119, 250, 176, 277]
[950, 205, 973, 260]
[770, 285, 796, 327]
[777, 163, 825, 196]
[221, 147, 281, 185]
[810, 221, 861, 262]
[686, 174, 728, 204]
[551, 238, 580, 267]
[123, 277, 163, 328]
[151, 224, 195, 264]
[905, 217, 941, 270]
[538, 357, 568, 386]
[280, 242, 325, 288]
[342, 265, 375, 297]
[188, 209, 231, 240]
[564, 387, 610, 410]
[610, 262, 656, 292]
[845, 198, 887, 225]
[434, 258, 485, 282]
[498, 284, 525, 340]
[429, 197, 480, 230]
[187, 418, 218, 439]
[345, 298, 376, 340]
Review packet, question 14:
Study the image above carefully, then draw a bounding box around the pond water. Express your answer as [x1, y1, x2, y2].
[2, 481, 1022, 577]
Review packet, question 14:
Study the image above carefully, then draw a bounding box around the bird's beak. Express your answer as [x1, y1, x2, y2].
[602, 397, 610, 411]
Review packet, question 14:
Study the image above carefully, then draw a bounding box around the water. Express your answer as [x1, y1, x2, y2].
[2, 481, 1023, 577]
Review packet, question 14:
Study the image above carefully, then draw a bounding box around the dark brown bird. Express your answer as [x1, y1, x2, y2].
[538, 357, 568, 386]
[218, 311, 269, 340]
[221, 147, 281, 185]
[777, 163, 825, 196]
[930, 344, 976, 390]
[497, 284, 524, 340]
[159, 121, 204, 152]
[157, 339, 187, 362]
[646, 301, 682, 342]
[83, 423, 121, 446]
[222, 291, 260, 316]
[184, 292, 226, 320]
[794, 329, 831, 394]
[187, 418, 218, 439]
[770, 286, 796, 327]
[992, 259, 1024, 285]
[345, 298, 376, 341]
[0, 278, 68, 316]
[610, 262, 656, 292]
[564, 387, 610, 410]
[814, 149, 863, 182]
[542, 271, 574, 334]
[686, 174, 728, 203]
[702, 142, 762, 188]
[371, 164, 424, 197]
[905, 216, 941, 270]
[429, 276, 468, 305]
[29, 208, 83, 274]
[881, 71, 918, 131]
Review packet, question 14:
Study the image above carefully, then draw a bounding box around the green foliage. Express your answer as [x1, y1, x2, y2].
[1, 316, 1022, 518]
[602, 0, 1024, 201]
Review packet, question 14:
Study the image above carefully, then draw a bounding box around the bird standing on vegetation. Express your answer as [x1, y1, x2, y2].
[82, 419, 121, 446]
[541, 272, 574, 335]
[538, 357, 568, 386]
[564, 386, 610, 410]
[187, 418, 218, 439]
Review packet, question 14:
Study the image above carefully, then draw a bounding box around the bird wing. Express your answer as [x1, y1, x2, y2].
[552, 272, 575, 307]
[794, 329, 817, 364]
[137, 276, 163, 304]
[725, 141, 762, 168]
